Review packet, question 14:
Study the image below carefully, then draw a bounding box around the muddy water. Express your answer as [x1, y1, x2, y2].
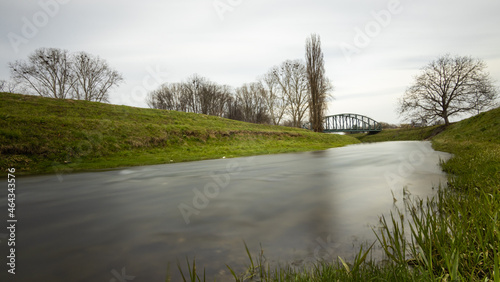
[0, 141, 451, 281]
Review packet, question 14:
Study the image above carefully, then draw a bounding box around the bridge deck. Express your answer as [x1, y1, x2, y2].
[323, 128, 382, 133]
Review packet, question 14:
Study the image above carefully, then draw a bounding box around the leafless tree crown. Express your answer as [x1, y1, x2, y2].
[398, 54, 498, 125]
[9, 48, 74, 99]
[259, 70, 287, 125]
[9, 47, 123, 102]
[72, 52, 123, 103]
[269, 60, 310, 127]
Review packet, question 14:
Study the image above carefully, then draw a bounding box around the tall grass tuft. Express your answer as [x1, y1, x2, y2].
[177, 257, 206, 282]
[375, 186, 499, 281]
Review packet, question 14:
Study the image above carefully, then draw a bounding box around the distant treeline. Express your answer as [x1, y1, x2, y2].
[147, 58, 332, 127]
[3, 35, 333, 130]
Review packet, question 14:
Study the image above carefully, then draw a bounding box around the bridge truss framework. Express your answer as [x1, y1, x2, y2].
[304, 113, 382, 133]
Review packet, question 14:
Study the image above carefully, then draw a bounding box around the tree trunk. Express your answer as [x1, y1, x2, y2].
[444, 115, 450, 126]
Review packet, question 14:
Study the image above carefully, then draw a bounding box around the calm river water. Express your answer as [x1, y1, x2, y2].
[0, 141, 451, 281]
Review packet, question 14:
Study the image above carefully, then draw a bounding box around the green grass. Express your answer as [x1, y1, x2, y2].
[351, 108, 499, 280]
[4, 91, 499, 280]
[432, 109, 500, 193]
[176, 108, 500, 281]
[0, 92, 359, 175]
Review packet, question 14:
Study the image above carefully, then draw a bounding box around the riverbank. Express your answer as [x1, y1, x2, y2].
[0, 93, 358, 175]
[0, 141, 449, 282]
[218, 108, 499, 281]
[2, 92, 498, 280]
[350, 124, 446, 142]
[367, 108, 499, 280]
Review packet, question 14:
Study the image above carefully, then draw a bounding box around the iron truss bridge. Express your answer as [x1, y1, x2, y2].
[303, 113, 382, 133]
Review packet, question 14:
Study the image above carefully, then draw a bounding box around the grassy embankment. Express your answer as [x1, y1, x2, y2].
[370, 108, 500, 281]
[208, 108, 499, 281]
[0, 92, 359, 175]
[2, 92, 498, 280]
[350, 124, 446, 142]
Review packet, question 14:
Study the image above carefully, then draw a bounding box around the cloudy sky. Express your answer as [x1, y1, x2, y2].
[1, 0, 499, 124]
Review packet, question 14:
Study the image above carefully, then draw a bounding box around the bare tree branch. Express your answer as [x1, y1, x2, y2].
[9, 48, 75, 99]
[271, 59, 309, 127]
[398, 54, 498, 125]
[8, 48, 122, 102]
[71, 52, 123, 102]
[259, 70, 288, 125]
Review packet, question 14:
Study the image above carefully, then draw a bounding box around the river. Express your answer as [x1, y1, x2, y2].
[0, 141, 451, 281]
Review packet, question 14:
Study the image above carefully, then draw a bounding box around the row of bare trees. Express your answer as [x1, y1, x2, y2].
[147, 59, 328, 126]
[147, 74, 235, 116]
[147, 35, 333, 128]
[146, 75, 271, 124]
[5, 36, 332, 129]
[6, 47, 123, 102]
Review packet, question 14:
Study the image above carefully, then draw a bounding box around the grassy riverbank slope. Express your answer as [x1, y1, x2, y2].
[351, 124, 446, 142]
[345, 108, 499, 281]
[372, 107, 500, 281]
[432, 108, 500, 192]
[0, 92, 359, 175]
[218, 108, 499, 281]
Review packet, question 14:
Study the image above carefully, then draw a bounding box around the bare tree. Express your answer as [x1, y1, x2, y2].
[305, 34, 331, 132]
[272, 60, 310, 127]
[71, 52, 123, 102]
[4, 79, 21, 93]
[177, 74, 230, 116]
[470, 80, 499, 115]
[399, 54, 499, 125]
[235, 82, 270, 124]
[198, 81, 230, 116]
[0, 79, 16, 93]
[209, 84, 232, 117]
[147, 75, 233, 118]
[260, 68, 288, 125]
[146, 82, 184, 111]
[225, 95, 244, 121]
[9, 47, 75, 99]
[181, 74, 207, 114]
[8, 48, 122, 102]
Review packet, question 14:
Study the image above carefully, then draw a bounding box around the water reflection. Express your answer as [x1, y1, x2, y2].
[0, 141, 450, 281]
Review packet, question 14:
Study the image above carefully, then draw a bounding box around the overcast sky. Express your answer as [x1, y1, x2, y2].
[1, 0, 499, 124]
